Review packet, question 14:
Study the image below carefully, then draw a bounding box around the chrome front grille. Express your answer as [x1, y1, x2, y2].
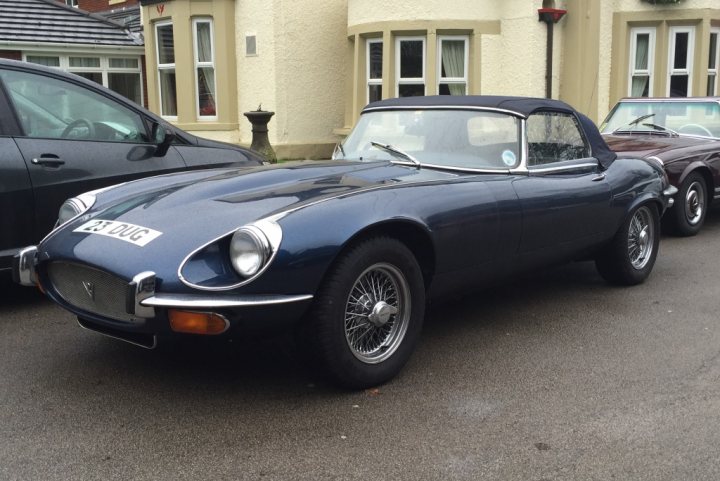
[47, 262, 135, 323]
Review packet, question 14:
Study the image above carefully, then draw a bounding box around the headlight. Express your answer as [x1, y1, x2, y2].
[229, 226, 271, 277]
[55, 183, 126, 228]
[56, 192, 96, 227]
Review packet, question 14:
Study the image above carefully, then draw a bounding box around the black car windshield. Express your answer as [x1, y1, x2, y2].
[600, 100, 720, 138]
[338, 109, 521, 170]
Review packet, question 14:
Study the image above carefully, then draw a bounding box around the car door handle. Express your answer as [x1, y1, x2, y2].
[31, 156, 65, 167]
[592, 173, 606, 182]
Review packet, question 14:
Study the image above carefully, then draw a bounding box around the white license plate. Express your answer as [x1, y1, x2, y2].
[73, 219, 162, 247]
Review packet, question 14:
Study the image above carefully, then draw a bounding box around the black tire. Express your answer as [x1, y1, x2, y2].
[595, 204, 660, 286]
[300, 237, 425, 389]
[665, 172, 707, 237]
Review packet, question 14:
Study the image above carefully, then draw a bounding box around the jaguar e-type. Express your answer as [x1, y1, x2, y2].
[15, 96, 676, 388]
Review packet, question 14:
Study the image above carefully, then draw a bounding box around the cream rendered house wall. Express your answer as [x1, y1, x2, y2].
[236, 0, 348, 159]
[348, 0, 562, 104]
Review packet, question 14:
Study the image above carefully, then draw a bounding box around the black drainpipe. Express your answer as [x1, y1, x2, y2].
[538, 8, 567, 99]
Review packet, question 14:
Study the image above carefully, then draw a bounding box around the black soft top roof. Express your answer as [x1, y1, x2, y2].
[362, 95, 617, 169]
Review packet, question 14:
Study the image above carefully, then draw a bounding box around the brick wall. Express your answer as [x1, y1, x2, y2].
[56, 0, 139, 13]
[0, 51, 22, 61]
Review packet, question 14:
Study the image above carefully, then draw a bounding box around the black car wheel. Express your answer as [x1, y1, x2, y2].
[595, 204, 659, 286]
[301, 237, 425, 389]
[666, 172, 707, 237]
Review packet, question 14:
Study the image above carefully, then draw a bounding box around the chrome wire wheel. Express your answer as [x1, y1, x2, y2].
[684, 180, 705, 226]
[344, 262, 411, 364]
[628, 206, 654, 270]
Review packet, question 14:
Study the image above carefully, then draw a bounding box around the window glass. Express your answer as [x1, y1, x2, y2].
[527, 112, 589, 165]
[369, 41, 382, 79]
[74, 72, 103, 85]
[341, 109, 519, 169]
[0, 69, 147, 142]
[156, 24, 175, 65]
[399, 40, 423, 78]
[708, 32, 719, 96]
[629, 28, 655, 97]
[367, 40, 383, 103]
[109, 58, 139, 69]
[668, 27, 694, 97]
[396, 38, 425, 97]
[109, 73, 142, 105]
[156, 22, 177, 117]
[26, 56, 60, 67]
[439, 37, 468, 96]
[69, 57, 100, 68]
[193, 19, 216, 118]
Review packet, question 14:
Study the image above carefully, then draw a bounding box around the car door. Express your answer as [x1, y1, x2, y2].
[512, 111, 612, 268]
[0, 65, 187, 241]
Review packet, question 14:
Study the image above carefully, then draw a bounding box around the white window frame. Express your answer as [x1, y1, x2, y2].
[667, 26, 695, 97]
[628, 27, 656, 97]
[437, 35, 469, 96]
[192, 18, 218, 121]
[395, 36, 426, 97]
[708, 28, 720, 96]
[65, 0, 79, 7]
[155, 20, 177, 120]
[22, 53, 143, 105]
[367, 39, 383, 104]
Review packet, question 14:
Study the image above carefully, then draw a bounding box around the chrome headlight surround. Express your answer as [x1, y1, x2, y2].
[55, 191, 97, 228]
[54, 183, 126, 229]
[179, 217, 283, 291]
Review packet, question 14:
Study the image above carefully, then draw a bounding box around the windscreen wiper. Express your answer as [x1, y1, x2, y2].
[613, 113, 655, 133]
[370, 141, 421, 168]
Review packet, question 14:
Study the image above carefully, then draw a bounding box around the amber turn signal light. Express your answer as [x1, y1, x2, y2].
[168, 310, 229, 335]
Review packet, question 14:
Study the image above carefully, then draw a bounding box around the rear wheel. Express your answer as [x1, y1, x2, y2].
[300, 237, 425, 389]
[596, 204, 659, 286]
[666, 172, 707, 237]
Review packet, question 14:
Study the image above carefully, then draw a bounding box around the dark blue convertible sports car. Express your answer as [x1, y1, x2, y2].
[15, 96, 676, 388]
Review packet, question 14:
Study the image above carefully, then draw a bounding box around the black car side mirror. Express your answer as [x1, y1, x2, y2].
[152, 122, 176, 157]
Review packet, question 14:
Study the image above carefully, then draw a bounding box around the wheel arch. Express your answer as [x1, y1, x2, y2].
[336, 220, 436, 291]
[678, 164, 714, 200]
[626, 193, 664, 220]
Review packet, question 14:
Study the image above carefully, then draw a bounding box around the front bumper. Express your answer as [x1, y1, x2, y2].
[13, 250, 313, 348]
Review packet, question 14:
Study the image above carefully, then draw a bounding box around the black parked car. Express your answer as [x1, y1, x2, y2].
[0, 59, 262, 275]
[16, 96, 675, 388]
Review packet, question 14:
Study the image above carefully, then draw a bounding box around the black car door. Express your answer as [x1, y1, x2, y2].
[0, 66, 187, 241]
[512, 111, 612, 268]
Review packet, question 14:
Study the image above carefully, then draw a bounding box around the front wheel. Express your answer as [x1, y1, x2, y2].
[595, 204, 660, 286]
[665, 172, 707, 237]
[300, 237, 425, 389]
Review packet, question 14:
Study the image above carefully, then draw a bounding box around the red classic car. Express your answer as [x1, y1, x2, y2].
[601, 97, 720, 236]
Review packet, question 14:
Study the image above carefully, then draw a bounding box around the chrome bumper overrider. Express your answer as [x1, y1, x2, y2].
[663, 185, 678, 208]
[13, 246, 38, 286]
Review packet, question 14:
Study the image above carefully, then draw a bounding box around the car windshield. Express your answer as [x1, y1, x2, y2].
[338, 109, 521, 170]
[600, 100, 720, 138]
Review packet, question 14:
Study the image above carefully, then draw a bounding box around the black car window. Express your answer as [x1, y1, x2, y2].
[0, 68, 148, 143]
[526, 111, 590, 166]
